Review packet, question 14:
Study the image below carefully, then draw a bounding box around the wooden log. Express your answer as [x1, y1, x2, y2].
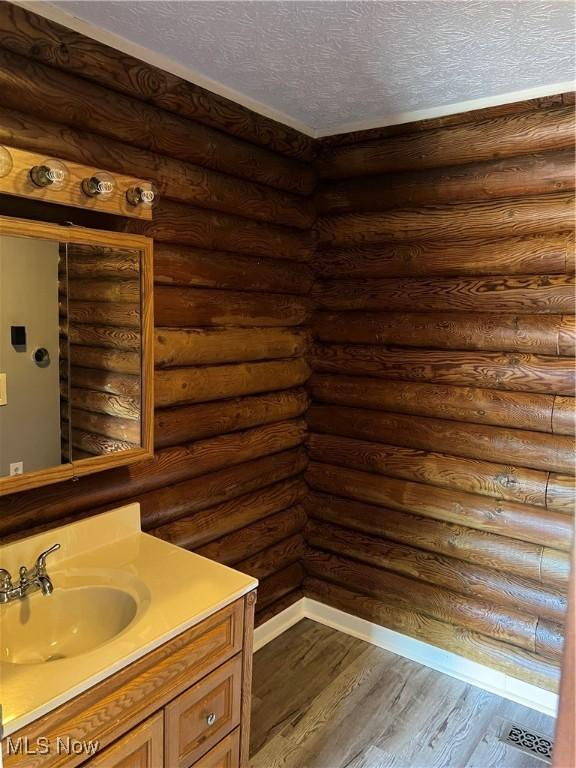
[67, 325, 140, 351]
[316, 106, 575, 178]
[553, 397, 576, 435]
[154, 286, 311, 328]
[317, 194, 575, 246]
[70, 408, 141, 446]
[308, 375, 559, 433]
[139, 447, 308, 530]
[70, 409, 140, 444]
[317, 150, 575, 213]
[68, 345, 140, 375]
[546, 474, 576, 514]
[67, 301, 140, 329]
[312, 275, 575, 314]
[154, 243, 314, 295]
[306, 519, 566, 623]
[0, 107, 313, 229]
[65, 246, 140, 278]
[313, 311, 575, 356]
[558, 317, 576, 354]
[195, 505, 307, 566]
[69, 367, 140, 398]
[0, 3, 314, 162]
[318, 93, 574, 148]
[154, 388, 309, 448]
[304, 549, 540, 650]
[304, 491, 569, 588]
[314, 233, 574, 278]
[255, 589, 304, 627]
[257, 564, 305, 611]
[155, 327, 309, 368]
[306, 462, 574, 550]
[150, 477, 307, 550]
[70, 428, 136, 456]
[69, 388, 139, 420]
[306, 432, 549, 507]
[123, 200, 316, 263]
[0, 426, 307, 537]
[541, 548, 572, 589]
[308, 403, 576, 475]
[304, 578, 560, 691]
[66, 279, 140, 304]
[307, 405, 575, 473]
[235, 534, 305, 579]
[0, 48, 315, 195]
[536, 619, 565, 661]
[155, 359, 311, 408]
[311, 344, 575, 396]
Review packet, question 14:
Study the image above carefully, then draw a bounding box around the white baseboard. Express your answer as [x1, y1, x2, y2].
[253, 598, 306, 652]
[253, 597, 558, 718]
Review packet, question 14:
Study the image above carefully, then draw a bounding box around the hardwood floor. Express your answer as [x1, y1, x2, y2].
[250, 619, 555, 768]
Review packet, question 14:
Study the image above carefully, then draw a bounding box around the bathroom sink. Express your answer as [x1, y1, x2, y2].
[0, 585, 138, 665]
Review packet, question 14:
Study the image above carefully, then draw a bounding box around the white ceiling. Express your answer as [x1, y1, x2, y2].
[28, 0, 576, 137]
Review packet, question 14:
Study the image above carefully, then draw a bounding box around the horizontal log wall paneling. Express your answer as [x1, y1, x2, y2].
[0, 48, 314, 195]
[314, 233, 575, 279]
[316, 105, 575, 178]
[309, 95, 575, 690]
[0, 6, 315, 625]
[0, 6, 574, 661]
[0, 2, 314, 162]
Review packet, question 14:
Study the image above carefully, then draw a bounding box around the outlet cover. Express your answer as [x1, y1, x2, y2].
[0, 373, 6, 406]
[9, 461, 23, 476]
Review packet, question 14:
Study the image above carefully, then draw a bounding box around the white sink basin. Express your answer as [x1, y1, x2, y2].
[0, 503, 257, 739]
[1, 585, 139, 665]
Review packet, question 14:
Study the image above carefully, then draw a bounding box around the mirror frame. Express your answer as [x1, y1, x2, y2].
[0, 215, 154, 495]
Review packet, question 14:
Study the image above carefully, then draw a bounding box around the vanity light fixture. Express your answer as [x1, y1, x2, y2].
[126, 182, 158, 208]
[29, 158, 68, 190]
[81, 171, 116, 199]
[0, 145, 13, 178]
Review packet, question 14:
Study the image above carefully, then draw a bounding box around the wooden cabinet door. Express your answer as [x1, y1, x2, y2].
[165, 656, 242, 768]
[85, 712, 163, 768]
[195, 730, 240, 768]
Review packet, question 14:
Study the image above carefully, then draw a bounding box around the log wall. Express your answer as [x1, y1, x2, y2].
[0, 4, 573, 682]
[61, 243, 142, 459]
[308, 93, 575, 691]
[0, 3, 312, 626]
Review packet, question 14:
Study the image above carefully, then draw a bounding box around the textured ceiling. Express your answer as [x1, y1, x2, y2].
[47, 0, 575, 135]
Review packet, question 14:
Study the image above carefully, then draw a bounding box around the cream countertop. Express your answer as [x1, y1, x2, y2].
[0, 503, 257, 737]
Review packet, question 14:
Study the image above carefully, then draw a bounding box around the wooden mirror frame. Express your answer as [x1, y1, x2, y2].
[0, 215, 154, 495]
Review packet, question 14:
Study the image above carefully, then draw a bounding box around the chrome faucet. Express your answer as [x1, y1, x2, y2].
[0, 543, 61, 604]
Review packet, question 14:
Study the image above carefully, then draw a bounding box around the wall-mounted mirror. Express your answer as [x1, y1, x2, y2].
[0, 216, 153, 495]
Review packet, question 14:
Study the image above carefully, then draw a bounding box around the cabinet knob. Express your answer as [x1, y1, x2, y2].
[206, 712, 217, 727]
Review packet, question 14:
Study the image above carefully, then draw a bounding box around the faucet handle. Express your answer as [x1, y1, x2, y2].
[36, 543, 61, 573]
[0, 568, 13, 590]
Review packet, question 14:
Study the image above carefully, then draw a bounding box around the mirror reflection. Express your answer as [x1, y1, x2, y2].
[0, 234, 143, 480]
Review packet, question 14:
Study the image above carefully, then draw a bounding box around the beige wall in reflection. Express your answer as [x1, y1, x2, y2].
[0, 235, 61, 476]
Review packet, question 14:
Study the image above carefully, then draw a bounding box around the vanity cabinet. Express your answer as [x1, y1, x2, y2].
[164, 656, 242, 767]
[2, 593, 256, 768]
[84, 713, 164, 768]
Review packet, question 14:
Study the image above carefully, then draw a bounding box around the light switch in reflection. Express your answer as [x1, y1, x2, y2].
[0, 372, 6, 406]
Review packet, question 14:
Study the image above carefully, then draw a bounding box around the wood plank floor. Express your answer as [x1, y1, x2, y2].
[250, 619, 555, 768]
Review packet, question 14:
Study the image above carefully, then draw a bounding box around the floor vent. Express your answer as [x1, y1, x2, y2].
[500, 721, 554, 763]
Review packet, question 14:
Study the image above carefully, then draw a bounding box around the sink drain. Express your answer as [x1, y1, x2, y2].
[500, 721, 553, 763]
